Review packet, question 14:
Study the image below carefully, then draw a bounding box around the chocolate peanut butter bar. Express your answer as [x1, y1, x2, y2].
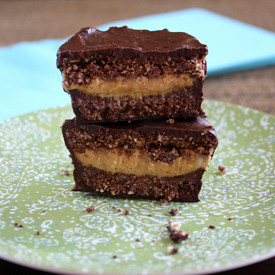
[57, 26, 208, 123]
[62, 116, 218, 202]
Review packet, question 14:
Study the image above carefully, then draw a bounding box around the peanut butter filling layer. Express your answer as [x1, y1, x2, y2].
[63, 74, 194, 98]
[75, 148, 211, 177]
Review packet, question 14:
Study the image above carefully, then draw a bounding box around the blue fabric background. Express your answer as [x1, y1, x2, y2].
[1, 8, 275, 121]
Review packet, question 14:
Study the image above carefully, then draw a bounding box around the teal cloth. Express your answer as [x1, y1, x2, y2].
[0, 8, 275, 121]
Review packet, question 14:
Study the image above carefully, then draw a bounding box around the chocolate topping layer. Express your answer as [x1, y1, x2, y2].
[57, 26, 208, 63]
[65, 116, 217, 142]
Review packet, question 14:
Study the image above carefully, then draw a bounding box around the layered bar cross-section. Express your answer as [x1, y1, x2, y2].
[62, 116, 218, 202]
[57, 26, 208, 123]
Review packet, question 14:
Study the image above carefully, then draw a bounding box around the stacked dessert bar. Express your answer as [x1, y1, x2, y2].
[57, 26, 218, 202]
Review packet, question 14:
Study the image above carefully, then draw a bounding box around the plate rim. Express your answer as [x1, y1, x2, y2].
[0, 250, 274, 275]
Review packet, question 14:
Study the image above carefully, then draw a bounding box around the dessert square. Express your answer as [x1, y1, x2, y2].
[57, 26, 208, 123]
[62, 116, 218, 202]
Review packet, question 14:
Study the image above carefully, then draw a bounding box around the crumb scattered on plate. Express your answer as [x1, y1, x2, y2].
[61, 169, 70, 176]
[167, 221, 189, 242]
[86, 206, 95, 213]
[167, 246, 179, 255]
[14, 223, 23, 228]
[218, 165, 226, 174]
[168, 208, 178, 216]
[124, 209, 129, 215]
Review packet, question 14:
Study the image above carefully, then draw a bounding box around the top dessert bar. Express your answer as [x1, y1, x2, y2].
[57, 26, 208, 123]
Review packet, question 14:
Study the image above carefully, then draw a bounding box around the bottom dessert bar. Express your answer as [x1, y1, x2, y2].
[62, 117, 218, 202]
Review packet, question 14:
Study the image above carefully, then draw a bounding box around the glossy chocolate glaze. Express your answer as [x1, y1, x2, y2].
[65, 116, 217, 140]
[57, 26, 207, 61]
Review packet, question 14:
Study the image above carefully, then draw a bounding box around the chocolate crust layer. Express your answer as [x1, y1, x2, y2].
[69, 78, 204, 123]
[72, 162, 204, 202]
[60, 56, 206, 84]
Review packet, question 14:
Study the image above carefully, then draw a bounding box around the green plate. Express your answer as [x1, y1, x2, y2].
[0, 100, 274, 274]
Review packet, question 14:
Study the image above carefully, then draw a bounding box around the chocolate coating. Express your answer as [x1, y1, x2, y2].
[69, 115, 217, 141]
[57, 26, 208, 63]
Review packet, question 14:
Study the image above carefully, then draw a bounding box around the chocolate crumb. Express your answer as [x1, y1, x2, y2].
[124, 209, 129, 215]
[61, 169, 70, 176]
[167, 246, 179, 255]
[112, 255, 117, 259]
[208, 225, 215, 229]
[14, 223, 24, 228]
[86, 206, 95, 213]
[148, 214, 152, 217]
[135, 238, 140, 242]
[167, 221, 188, 242]
[218, 166, 226, 174]
[168, 208, 178, 216]
[36, 231, 40, 235]
[160, 199, 168, 204]
[112, 206, 116, 210]
[117, 209, 122, 213]
[166, 118, 175, 124]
